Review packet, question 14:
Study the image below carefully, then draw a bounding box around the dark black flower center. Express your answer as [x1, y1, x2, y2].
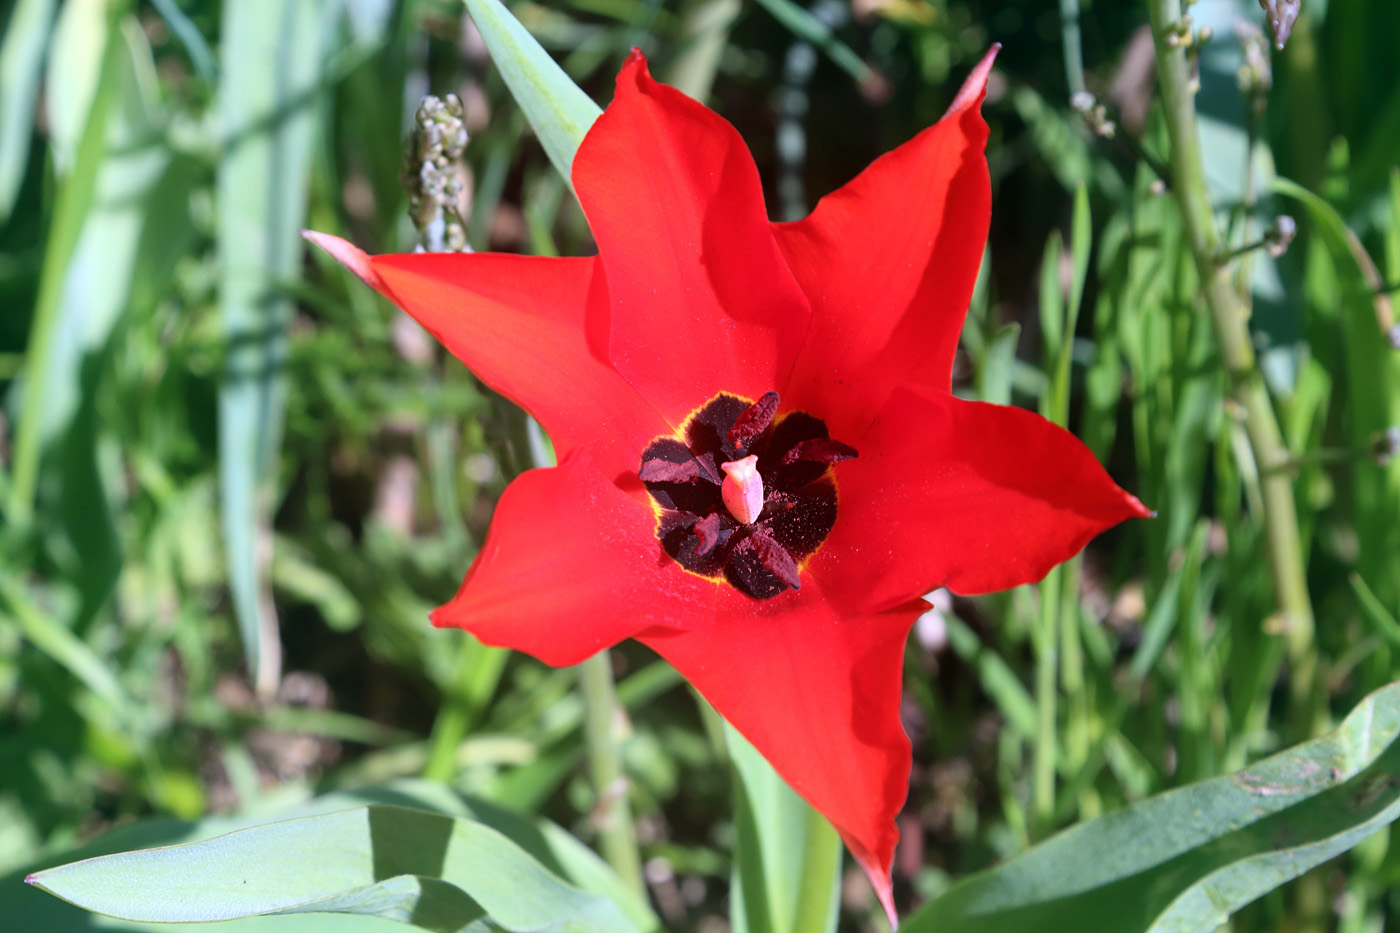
[637, 392, 858, 599]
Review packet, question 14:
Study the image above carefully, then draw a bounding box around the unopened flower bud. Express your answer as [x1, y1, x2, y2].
[1265, 215, 1297, 257]
[1258, 0, 1302, 50]
[1378, 426, 1400, 464]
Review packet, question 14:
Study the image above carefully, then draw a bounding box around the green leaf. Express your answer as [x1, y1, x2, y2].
[750, 0, 873, 86]
[460, 0, 602, 189]
[4, 780, 659, 932]
[902, 678, 1400, 933]
[42, 0, 109, 173]
[6, 0, 126, 527]
[1275, 174, 1400, 607]
[217, 0, 326, 695]
[0, 0, 57, 221]
[27, 804, 640, 933]
[728, 724, 840, 933]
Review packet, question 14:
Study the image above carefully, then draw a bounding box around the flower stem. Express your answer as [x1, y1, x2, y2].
[579, 650, 647, 904]
[791, 807, 842, 933]
[1145, 0, 1320, 731]
[1032, 564, 1061, 841]
[1059, 0, 1086, 96]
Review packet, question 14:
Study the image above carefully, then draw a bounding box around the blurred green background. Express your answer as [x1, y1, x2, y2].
[2, 0, 1399, 930]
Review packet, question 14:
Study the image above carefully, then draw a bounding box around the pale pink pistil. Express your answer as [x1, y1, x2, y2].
[720, 455, 764, 525]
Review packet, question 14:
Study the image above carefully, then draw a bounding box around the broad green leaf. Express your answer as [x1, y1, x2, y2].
[0, 0, 57, 221]
[903, 678, 1400, 933]
[217, 0, 326, 695]
[27, 803, 640, 933]
[5, 780, 658, 933]
[728, 724, 840, 933]
[460, 0, 602, 188]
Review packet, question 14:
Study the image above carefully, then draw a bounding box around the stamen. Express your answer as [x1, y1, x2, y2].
[693, 513, 725, 555]
[744, 527, 802, 590]
[781, 438, 859, 466]
[728, 391, 780, 452]
[639, 458, 707, 483]
[720, 455, 764, 524]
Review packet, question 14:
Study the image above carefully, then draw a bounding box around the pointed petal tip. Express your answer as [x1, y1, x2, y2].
[1125, 492, 1155, 520]
[944, 44, 1001, 119]
[845, 836, 899, 930]
[302, 229, 389, 294]
[870, 866, 899, 930]
[617, 47, 651, 90]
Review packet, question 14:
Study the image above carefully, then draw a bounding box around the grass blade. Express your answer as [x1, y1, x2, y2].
[0, 0, 57, 221]
[6, 3, 125, 527]
[460, 0, 602, 189]
[217, 0, 325, 696]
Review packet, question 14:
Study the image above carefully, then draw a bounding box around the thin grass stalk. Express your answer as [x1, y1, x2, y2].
[1144, 0, 1319, 733]
[1147, 1, 1326, 927]
[1059, 0, 1086, 96]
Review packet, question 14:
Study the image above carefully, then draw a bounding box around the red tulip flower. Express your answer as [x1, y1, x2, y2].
[307, 47, 1148, 924]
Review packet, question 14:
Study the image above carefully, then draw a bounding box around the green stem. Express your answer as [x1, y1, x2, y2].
[1059, 0, 1086, 95]
[1145, 0, 1319, 729]
[1032, 565, 1061, 841]
[791, 807, 842, 933]
[579, 651, 647, 904]
[422, 636, 507, 782]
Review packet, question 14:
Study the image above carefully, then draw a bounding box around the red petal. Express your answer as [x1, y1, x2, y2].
[433, 447, 716, 666]
[304, 233, 671, 485]
[572, 51, 810, 422]
[815, 385, 1152, 611]
[775, 46, 998, 438]
[638, 581, 922, 927]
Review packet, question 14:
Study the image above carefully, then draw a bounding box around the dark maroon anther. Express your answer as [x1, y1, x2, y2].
[781, 438, 859, 466]
[693, 513, 724, 556]
[639, 458, 706, 484]
[727, 391, 780, 452]
[744, 528, 802, 590]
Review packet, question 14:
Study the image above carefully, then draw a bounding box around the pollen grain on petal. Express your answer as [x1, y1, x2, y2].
[694, 513, 725, 556]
